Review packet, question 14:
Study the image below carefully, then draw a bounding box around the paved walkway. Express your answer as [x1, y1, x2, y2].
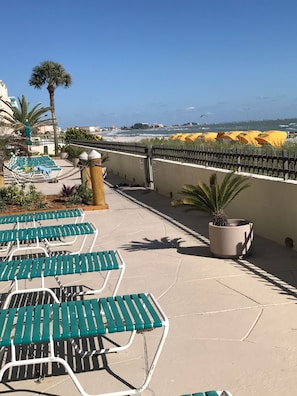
[1, 159, 297, 395]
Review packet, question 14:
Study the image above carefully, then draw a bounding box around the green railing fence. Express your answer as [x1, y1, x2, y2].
[69, 140, 297, 181]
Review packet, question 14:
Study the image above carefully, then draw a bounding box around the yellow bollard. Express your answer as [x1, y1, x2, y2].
[79, 152, 92, 189]
[88, 150, 108, 208]
[82, 167, 92, 189]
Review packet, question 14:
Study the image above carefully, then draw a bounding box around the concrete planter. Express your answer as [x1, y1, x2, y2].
[209, 219, 253, 258]
[72, 158, 80, 167]
[60, 152, 68, 159]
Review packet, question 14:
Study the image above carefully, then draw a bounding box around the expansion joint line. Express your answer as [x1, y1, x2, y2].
[216, 278, 260, 305]
[240, 308, 263, 342]
[158, 260, 182, 300]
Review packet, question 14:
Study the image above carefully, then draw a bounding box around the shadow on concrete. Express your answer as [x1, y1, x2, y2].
[120, 236, 211, 257]
[0, 338, 135, 394]
[0, 288, 138, 394]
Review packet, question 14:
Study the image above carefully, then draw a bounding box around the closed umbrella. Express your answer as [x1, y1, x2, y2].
[255, 130, 287, 147]
[25, 120, 32, 146]
[220, 131, 244, 141]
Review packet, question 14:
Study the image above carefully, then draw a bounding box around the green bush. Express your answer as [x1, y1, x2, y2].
[62, 145, 85, 159]
[64, 127, 98, 143]
[67, 183, 92, 205]
[0, 182, 44, 209]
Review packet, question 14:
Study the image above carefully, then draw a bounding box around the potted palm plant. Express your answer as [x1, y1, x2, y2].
[172, 171, 253, 258]
[62, 145, 85, 167]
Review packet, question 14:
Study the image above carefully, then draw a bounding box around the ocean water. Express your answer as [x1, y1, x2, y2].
[101, 117, 297, 140]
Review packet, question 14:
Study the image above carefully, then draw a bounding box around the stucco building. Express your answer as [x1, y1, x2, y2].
[0, 80, 14, 135]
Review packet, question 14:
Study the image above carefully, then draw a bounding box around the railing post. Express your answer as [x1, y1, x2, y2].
[283, 150, 289, 180]
[145, 146, 154, 189]
[0, 158, 4, 188]
[237, 149, 242, 173]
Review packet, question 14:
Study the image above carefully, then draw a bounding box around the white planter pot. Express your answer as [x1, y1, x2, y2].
[72, 158, 80, 167]
[209, 219, 253, 258]
[60, 152, 68, 159]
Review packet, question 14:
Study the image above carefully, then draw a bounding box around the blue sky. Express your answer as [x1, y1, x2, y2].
[2, 0, 297, 128]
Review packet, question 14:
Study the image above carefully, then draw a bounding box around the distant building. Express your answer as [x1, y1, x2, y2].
[79, 126, 101, 133]
[0, 80, 14, 134]
[38, 124, 55, 135]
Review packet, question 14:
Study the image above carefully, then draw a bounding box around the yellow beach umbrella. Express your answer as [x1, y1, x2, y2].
[185, 133, 203, 142]
[216, 132, 225, 139]
[220, 131, 244, 141]
[198, 132, 218, 142]
[255, 130, 287, 147]
[178, 133, 190, 141]
[169, 133, 183, 140]
[238, 131, 261, 146]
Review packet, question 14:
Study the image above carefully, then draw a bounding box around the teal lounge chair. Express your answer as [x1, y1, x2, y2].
[1, 250, 125, 307]
[0, 222, 98, 260]
[0, 208, 85, 226]
[181, 391, 232, 396]
[0, 293, 169, 396]
[4, 156, 63, 183]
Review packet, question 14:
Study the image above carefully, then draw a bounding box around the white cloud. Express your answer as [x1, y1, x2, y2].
[186, 106, 195, 111]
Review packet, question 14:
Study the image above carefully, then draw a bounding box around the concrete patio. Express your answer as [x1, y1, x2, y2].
[1, 158, 297, 396]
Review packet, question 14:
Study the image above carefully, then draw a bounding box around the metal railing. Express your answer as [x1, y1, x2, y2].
[69, 139, 149, 156]
[151, 146, 297, 181]
[70, 140, 297, 181]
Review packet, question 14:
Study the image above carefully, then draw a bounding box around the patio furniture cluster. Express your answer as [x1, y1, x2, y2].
[0, 207, 169, 396]
[5, 155, 62, 182]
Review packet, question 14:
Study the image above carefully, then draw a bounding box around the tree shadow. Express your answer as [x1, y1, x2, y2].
[121, 236, 184, 251]
[121, 236, 211, 257]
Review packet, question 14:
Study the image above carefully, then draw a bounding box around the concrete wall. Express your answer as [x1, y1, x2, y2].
[152, 159, 297, 249]
[31, 143, 55, 155]
[98, 149, 148, 187]
[71, 146, 297, 249]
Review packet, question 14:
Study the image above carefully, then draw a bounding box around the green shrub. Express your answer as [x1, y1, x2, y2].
[64, 127, 98, 143]
[62, 145, 85, 159]
[0, 182, 43, 208]
[67, 183, 92, 205]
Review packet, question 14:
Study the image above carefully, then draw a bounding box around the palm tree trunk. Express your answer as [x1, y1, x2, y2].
[47, 86, 58, 156]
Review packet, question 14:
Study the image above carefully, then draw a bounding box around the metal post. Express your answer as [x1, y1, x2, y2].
[0, 158, 4, 187]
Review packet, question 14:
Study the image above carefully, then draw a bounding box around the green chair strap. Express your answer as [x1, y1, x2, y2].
[0, 221, 95, 242]
[0, 250, 120, 281]
[0, 293, 164, 347]
[0, 208, 83, 225]
[181, 392, 225, 396]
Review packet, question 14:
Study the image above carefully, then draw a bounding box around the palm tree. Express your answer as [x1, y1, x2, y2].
[172, 172, 251, 226]
[0, 95, 51, 136]
[29, 61, 72, 155]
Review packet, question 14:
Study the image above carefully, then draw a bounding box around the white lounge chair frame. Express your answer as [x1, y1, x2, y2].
[0, 293, 169, 396]
[0, 222, 98, 260]
[2, 250, 125, 308]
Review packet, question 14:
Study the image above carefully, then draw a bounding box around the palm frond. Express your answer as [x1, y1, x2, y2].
[0, 95, 50, 136]
[172, 172, 251, 225]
